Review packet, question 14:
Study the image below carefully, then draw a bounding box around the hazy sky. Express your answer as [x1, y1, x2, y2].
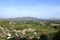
[0, 0, 60, 19]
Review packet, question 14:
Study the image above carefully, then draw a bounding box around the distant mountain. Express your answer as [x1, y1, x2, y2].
[49, 18, 60, 20]
[6, 17, 41, 21]
[0, 17, 60, 22]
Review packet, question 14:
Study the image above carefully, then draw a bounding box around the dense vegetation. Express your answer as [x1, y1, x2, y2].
[0, 20, 60, 40]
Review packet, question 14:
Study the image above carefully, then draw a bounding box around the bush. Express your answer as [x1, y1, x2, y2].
[52, 31, 60, 40]
[40, 34, 48, 40]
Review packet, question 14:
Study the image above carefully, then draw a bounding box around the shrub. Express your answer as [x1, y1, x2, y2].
[52, 31, 60, 40]
[40, 34, 48, 40]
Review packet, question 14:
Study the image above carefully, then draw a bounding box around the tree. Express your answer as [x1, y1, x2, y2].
[52, 31, 60, 40]
[40, 34, 48, 40]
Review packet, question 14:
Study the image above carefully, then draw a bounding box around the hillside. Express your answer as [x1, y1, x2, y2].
[0, 18, 60, 40]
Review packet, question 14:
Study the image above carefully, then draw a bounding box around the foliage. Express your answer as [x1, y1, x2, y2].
[0, 20, 60, 40]
[52, 31, 60, 40]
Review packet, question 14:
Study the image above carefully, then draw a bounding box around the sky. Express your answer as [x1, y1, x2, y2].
[0, 0, 60, 19]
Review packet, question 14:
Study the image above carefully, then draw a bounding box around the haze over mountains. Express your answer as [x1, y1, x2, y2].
[0, 17, 60, 21]
[6, 17, 41, 21]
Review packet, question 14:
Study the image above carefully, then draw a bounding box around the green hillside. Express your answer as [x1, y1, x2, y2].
[0, 20, 60, 40]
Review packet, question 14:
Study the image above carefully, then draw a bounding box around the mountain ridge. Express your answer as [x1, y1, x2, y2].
[0, 17, 60, 21]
